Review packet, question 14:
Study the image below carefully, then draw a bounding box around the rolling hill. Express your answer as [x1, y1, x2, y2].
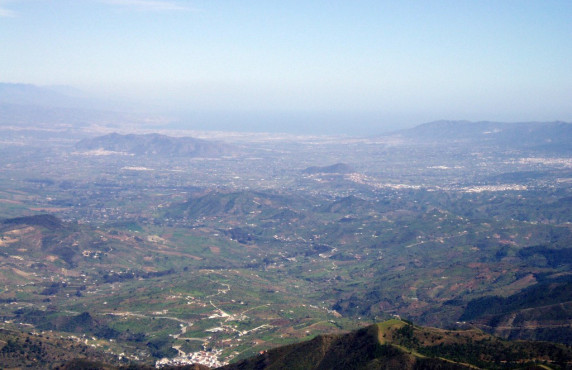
[75, 133, 235, 157]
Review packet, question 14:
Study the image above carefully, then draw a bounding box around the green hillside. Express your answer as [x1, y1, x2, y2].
[220, 319, 572, 369]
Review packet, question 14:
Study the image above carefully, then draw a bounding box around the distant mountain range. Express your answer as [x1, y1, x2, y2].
[391, 120, 572, 152]
[0, 83, 162, 133]
[2, 83, 572, 139]
[75, 133, 235, 157]
[0, 83, 87, 108]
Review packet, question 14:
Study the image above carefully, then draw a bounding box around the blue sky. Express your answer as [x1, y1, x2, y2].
[1, 0, 572, 132]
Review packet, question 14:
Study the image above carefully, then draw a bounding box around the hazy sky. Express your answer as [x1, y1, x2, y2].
[1, 0, 572, 131]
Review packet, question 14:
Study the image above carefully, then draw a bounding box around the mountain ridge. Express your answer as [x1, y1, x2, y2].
[218, 319, 572, 369]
